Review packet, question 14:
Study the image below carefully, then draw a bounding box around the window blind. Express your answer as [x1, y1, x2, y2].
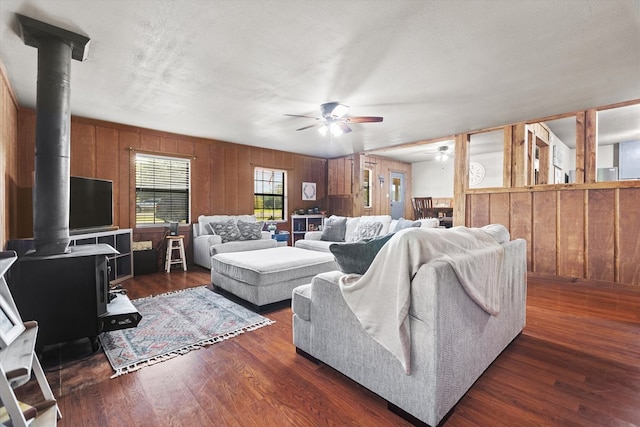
[135, 154, 190, 225]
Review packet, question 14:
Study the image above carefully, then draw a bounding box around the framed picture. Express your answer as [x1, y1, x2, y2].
[302, 182, 316, 201]
[553, 145, 564, 168]
[0, 295, 25, 349]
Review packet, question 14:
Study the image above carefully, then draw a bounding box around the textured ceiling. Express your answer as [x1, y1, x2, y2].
[1, 0, 639, 162]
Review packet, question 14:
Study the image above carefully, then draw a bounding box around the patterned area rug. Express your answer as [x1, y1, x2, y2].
[100, 286, 274, 377]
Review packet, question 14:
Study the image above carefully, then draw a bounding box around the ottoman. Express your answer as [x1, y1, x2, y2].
[210, 246, 337, 309]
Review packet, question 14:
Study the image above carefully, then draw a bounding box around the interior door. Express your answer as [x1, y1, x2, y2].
[389, 172, 405, 219]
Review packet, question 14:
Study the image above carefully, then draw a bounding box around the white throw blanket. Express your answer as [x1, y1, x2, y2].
[339, 227, 505, 374]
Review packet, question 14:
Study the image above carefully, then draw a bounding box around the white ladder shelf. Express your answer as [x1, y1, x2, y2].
[0, 251, 60, 427]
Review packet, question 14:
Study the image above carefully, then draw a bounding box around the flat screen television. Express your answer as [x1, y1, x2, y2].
[69, 176, 114, 232]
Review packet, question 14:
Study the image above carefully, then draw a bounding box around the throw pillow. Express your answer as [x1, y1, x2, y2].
[347, 221, 382, 242]
[237, 220, 264, 241]
[209, 219, 241, 243]
[330, 233, 395, 275]
[395, 218, 421, 231]
[320, 217, 347, 242]
[204, 223, 216, 235]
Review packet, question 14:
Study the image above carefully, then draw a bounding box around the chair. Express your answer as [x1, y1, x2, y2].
[412, 197, 434, 219]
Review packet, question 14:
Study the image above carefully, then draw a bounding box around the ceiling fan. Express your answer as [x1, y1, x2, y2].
[285, 102, 383, 137]
[421, 144, 452, 161]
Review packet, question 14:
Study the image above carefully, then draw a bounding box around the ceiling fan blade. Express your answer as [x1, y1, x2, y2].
[284, 114, 319, 119]
[296, 123, 322, 131]
[346, 116, 384, 123]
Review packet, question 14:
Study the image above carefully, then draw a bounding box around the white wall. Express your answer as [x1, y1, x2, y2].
[411, 159, 454, 197]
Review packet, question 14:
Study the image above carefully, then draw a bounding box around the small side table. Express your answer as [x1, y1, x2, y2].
[165, 235, 187, 272]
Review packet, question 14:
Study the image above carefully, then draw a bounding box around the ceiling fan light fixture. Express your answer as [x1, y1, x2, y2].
[318, 124, 328, 136]
[329, 122, 343, 137]
[321, 102, 349, 119]
[435, 146, 449, 162]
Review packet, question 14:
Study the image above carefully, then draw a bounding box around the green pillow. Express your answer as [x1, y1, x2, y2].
[330, 233, 395, 275]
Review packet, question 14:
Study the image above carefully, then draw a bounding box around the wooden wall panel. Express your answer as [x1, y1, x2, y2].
[223, 145, 240, 213]
[1, 67, 19, 245]
[16, 110, 35, 237]
[12, 109, 328, 262]
[558, 190, 585, 278]
[465, 185, 640, 286]
[191, 142, 212, 220]
[586, 189, 615, 282]
[509, 192, 533, 270]
[489, 192, 510, 228]
[468, 193, 490, 227]
[209, 142, 226, 215]
[532, 191, 557, 275]
[118, 131, 139, 229]
[70, 122, 96, 178]
[618, 188, 640, 285]
[140, 133, 160, 151]
[95, 127, 119, 183]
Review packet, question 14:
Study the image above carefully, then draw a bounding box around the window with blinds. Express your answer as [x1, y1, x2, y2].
[135, 154, 190, 225]
[254, 167, 286, 221]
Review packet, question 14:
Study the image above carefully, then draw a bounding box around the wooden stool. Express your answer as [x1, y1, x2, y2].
[165, 235, 187, 272]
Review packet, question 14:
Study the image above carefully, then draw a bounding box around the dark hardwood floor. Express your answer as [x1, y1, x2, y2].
[19, 267, 640, 426]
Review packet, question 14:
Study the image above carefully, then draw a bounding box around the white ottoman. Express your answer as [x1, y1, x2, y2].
[210, 246, 337, 309]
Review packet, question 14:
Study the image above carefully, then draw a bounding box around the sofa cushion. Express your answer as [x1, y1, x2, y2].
[294, 239, 333, 253]
[210, 238, 277, 255]
[392, 218, 422, 232]
[210, 219, 242, 243]
[347, 221, 383, 242]
[237, 219, 264, 241]
[329, 233, 395, 275]
[321, 216, 347, 242]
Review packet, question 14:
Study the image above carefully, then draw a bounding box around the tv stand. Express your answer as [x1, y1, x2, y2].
[70, 228, 133, 284]
[70, 225, 119, 236]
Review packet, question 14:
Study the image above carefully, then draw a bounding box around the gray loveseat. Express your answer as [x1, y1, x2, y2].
[193, 215, 277, 269]
[292, 225, 527, 426]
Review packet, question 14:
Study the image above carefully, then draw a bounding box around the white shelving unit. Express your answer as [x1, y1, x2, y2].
[70, 228, 133, 284]
[291, 215, 325, 245]
[0, 252, 60, 427]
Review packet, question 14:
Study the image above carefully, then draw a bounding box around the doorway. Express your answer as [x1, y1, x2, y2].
[389, 171, 405, 219]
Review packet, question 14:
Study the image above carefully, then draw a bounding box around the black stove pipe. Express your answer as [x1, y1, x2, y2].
[32, 37, 72, 255]
[17, 14, 90, 255]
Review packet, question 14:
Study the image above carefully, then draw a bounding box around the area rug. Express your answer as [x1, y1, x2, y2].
[100, 286, 274, 378]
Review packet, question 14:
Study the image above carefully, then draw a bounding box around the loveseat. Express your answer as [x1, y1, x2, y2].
[292, 225, 527, 426]
[294, 215, 439, 252]
[193, 215, 277, 269]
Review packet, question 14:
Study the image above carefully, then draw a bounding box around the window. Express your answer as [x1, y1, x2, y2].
[135, 154, 190, 225]
[363, 169, 372, 208]
[254, 167, 286, 221]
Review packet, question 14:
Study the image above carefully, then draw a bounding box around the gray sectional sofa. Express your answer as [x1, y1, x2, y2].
[294, 215, 439, 252]
[292, 225, 527, 426]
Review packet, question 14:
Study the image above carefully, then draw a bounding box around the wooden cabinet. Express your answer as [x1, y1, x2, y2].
[327, 157, 353, 195]
[70, 228, 133, 284]
[291, 215, 325, 244]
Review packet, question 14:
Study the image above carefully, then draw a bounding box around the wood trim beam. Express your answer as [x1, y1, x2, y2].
[453, 133, 468, 226]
